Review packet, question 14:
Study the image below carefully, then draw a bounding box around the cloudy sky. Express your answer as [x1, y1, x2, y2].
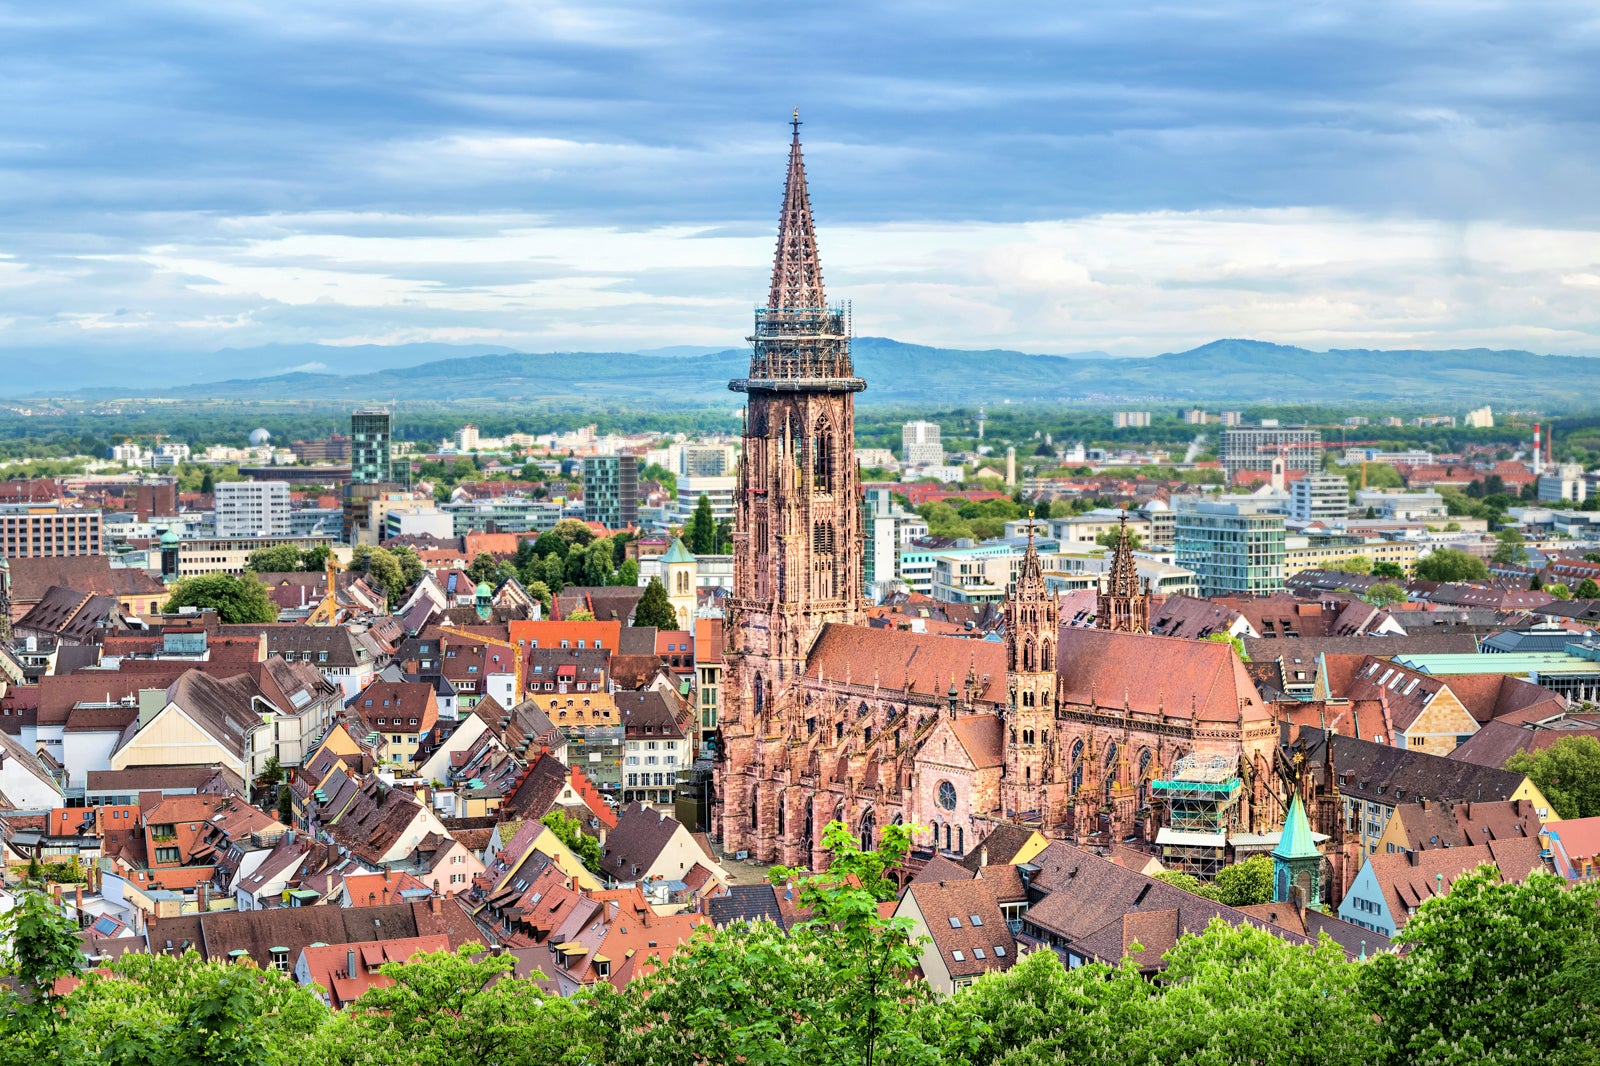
[3, 0, 1600, 376]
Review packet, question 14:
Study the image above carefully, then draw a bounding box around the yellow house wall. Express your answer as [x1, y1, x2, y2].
[1399, 690, 1479, 756]
[110, 705, 243, 778]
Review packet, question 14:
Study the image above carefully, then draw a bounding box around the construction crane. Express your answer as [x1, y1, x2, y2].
[306, 555, 342, 627]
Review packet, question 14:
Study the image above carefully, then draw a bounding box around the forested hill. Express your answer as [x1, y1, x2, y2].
[65, 336, 1596, 408]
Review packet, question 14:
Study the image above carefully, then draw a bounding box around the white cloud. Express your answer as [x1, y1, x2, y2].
[6, 207, 1599, 361]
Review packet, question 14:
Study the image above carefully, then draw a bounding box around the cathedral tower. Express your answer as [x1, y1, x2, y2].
[717, 114, 867, 862]
[1001, 530, 1060, 827]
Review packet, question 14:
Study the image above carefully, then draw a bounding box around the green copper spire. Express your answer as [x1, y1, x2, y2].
[1274, 793, 1320, 860]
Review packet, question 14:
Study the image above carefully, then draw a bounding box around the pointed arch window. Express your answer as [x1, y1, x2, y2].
[812, 415, 834, 493]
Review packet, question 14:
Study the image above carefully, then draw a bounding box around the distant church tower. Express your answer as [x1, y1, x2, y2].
[717, 113, 867, 864]
[1097, 513, 1150, 633]
[1001, 530, 1060, 827]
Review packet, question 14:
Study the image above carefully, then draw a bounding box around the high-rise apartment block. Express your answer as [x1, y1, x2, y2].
[584, 456, 640, 531]
[902, 421, 944, 467]
[1113, 411, 1150, 428]
[351, 409, 393, 484]
[0, 505, 103, 557]
[1220, 427, 1321, 480]
[214, 481, 291, 538]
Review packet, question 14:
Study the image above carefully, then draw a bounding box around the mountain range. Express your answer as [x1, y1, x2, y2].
[16, 337, 1593, 409]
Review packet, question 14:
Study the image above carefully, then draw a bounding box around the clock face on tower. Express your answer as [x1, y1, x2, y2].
[937, 780, 957, 810]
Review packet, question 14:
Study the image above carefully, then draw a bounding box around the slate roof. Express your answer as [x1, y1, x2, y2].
[14, 587, 120, 644]
[960, 824, 1037, 871]
[1021, 842, 1314, 971]
[599, 801, 684, 883]
[6, 556, 163, 605]
[706, 883, 791, 929]
[1287, 726, 1535, 809]
[1447, 713, 1600, 768]
[1149, 594, 1243, 639]
[147, 897, 482, 963]
[617, 690, 689, 741]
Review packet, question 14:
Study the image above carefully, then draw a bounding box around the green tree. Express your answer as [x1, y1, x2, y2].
[1578, 577, 1600, 599]
[0, 887, 83, 1044]
[1363, 581, 1408, 608]
[390, 544, 424, 589]
[603, 821, 931, 1066]
[1506, 735, 1600, 819]
[1152, 869, 1220, 901]
[465, 552, 499, 585]
[1095, 528, 1142, 551]
[1414, 549, 1489, 583]
[565, 608, 595, 621]
[582, 539, 614, 587]
[276, 786, 293, 825]
[688, 494, 717, 555]
[300, 545, 331, 573]
[1372, 560, 1406, 578]
[550, 517, 596, 549]
[941, 919, 1377, 1066]
[1211, 854, 1274, 907]
[617, 558, 640, 587]
[1361, 870, 1600, 1066]
[540, 809, 602, 872]
[1204, 631, 1249, 662]
[60, 950, 328, 1066]
[359, 546, 405, 607]
[1547, 582, 1573, 600]
[1325, 556, 1373, 575]
[633, 577, 677, 630]
[524, 580, 553, 615]
[308, 946, 596, 1066]
[199, 469, 215, 495]
[162, 573, 278, 623]
[246, 545, 303, 573]
[1490, 528, 1529, 565]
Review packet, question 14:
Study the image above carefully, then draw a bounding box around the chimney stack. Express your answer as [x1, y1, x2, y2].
[979, 845, 988, 869]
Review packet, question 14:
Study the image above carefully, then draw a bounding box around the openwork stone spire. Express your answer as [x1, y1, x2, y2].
[1107, 513, 1140, 599]
[1097, 512, 1150, 633]
[768, 109, 826, 311]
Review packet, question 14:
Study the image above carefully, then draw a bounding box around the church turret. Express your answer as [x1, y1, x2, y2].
[1096, 512, 1149, 633]
[1273, 792, 1324, 908]
[1001, 528, 1059, 827]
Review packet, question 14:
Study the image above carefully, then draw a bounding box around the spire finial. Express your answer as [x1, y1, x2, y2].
[792, 107, 802, 140]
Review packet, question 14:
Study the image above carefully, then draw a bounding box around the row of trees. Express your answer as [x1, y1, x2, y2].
[5, 823, 1598, 1066]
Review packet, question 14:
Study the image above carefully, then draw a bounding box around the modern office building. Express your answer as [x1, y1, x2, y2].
[214, 480, 291, 538]
[1174, 498, 1287, 596]
[1288, 474, 1351, 523]
[584, 455, 640, 530]
[1220, 427, 1321, 480]
[351, 409, 393, 484]
[902, 420, 944, 467]
[0, 505, 103, 557]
